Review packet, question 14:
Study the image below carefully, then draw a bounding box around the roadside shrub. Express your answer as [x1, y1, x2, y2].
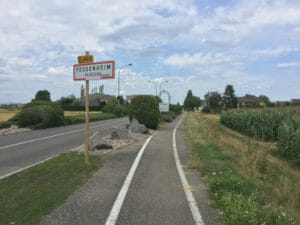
[61, 105, 102, 111]
[170, 104, 182, 115]
[160, 112, 174, 122]
[64, 113, 117, 125]
[34, 105, 65, 129]
[14, 101, 64, 128]
[0, 121, 12, 129]
[102, 97, 128, 117]
[202, 106, 211, 113]
[129, 95, 159, 129]
[17, 106, 43, 127]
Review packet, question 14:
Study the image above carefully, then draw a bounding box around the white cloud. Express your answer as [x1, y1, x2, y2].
[276, 62, 300, 69]
[189, 0, 300, 48]
[163, 52, 231, 67]
[47, 66, 70, 75]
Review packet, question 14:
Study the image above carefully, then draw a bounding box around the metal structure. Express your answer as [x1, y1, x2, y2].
[159, 89, 171, 104]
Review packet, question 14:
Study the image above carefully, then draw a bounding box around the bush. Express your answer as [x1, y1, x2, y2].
[160, 112, 174, 122]
[102, 97, 128, 117]
[17, 106, 43, 127]
[129, 95, 160, 129]
[64, 113, 116, 125]
[61, 105, 102, 111]
[0, 121, 12, 129]
[202, 106, 211, 113]
[13, 101, 64, 129]
[170, 104, 182, 115]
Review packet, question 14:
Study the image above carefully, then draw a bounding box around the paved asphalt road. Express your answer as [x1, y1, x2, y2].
[39, 114, 224, 225]
[0, 117, 129, 178]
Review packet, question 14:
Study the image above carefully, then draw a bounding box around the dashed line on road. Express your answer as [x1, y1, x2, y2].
[104, 134, 154, 225]
[173, 115, 205, 225]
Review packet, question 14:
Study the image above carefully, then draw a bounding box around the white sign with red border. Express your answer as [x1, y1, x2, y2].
[73, 61, 115, 81]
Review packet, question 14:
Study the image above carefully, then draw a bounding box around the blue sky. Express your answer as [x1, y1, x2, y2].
[0, 0, 299, 104]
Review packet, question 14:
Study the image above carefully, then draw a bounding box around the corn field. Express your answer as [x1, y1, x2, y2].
[220, 108, 300, 161]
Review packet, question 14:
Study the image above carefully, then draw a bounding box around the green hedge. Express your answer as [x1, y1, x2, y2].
[0, 121, 12, 129]
[102, 97, 128, 117]
[11, 101, 64, 129]
[160, 112, 174, 123]
[61, 105, 102, 111]
[169, 104, 182, 115]
[64, 113, 116, 125]
[129, 95, 159, 129]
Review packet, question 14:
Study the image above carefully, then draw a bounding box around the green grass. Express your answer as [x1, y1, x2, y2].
[64, 112, 117, 125]
[186, 112, 299, 225]
[0, 152, 101, 225]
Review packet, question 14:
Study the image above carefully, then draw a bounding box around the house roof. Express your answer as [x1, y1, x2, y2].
[291, 99, 300, 103]
[238, 94, 263, 103]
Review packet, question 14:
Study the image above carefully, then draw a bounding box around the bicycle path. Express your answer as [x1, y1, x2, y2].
[39, 113, 223, 225]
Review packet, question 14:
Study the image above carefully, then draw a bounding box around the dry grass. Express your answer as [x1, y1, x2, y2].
[64, 111, 100, 116]
[186, 112, 300, 220]
[0, 110, 18, 122]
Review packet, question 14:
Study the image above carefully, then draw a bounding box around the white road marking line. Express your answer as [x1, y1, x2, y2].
[105, 135, 154, 225]
[0, 154, 60, 181]
[173, 115, 205, 225]
[0, 118, 126, 150]
[0, 137, 89, 181]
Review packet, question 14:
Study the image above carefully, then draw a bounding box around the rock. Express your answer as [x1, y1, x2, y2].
[89, 133, 113, 151]
[128, 119, 149, 134]
[94, 142, 113, 150]
[111, 129, 129, 140]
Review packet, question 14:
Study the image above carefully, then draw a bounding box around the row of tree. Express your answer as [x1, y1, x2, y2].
[205, 85, 238, 110]
[183, 85, 239, 111]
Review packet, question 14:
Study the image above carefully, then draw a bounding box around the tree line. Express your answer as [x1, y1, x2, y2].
[183, 84, 239, 111]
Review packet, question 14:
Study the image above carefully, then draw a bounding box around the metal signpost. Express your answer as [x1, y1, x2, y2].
[74, 52, 115, 163]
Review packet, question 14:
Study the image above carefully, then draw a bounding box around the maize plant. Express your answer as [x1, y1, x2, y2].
[220, 108, 300, 161]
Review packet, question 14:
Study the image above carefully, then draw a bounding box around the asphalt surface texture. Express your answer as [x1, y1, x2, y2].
[38, 113, 224, 225]
[0, 117, 129, 178]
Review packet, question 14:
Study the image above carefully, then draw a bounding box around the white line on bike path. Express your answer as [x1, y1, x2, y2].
[104, 135, 154, 225]
[173, 115, 204, 225]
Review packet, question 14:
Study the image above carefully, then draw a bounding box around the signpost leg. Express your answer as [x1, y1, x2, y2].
[85, 80, 89, 164]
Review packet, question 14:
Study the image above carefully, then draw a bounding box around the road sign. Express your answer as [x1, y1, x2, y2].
[78, 55, 94, 64]
[73, 61, 115, 80]
[159, 103, 169, 112]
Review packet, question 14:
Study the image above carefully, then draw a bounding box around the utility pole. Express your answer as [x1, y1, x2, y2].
[83, 51, 92, 164]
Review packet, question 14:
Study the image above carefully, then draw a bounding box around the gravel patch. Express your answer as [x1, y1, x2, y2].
[76, 129, 154, 155]
[0, 125, 31, 136]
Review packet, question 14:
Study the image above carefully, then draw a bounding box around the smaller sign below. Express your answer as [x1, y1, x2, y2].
[78, 55, 94, 64]
[73, 61, 115, 81]
[159, 103, 169, 112]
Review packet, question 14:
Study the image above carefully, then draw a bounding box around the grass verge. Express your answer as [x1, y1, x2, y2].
[0, 152, 101, 225]
[64, 112, 117, 125]
[64, 111, 100, 116]
[185, 112, 299, 225]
